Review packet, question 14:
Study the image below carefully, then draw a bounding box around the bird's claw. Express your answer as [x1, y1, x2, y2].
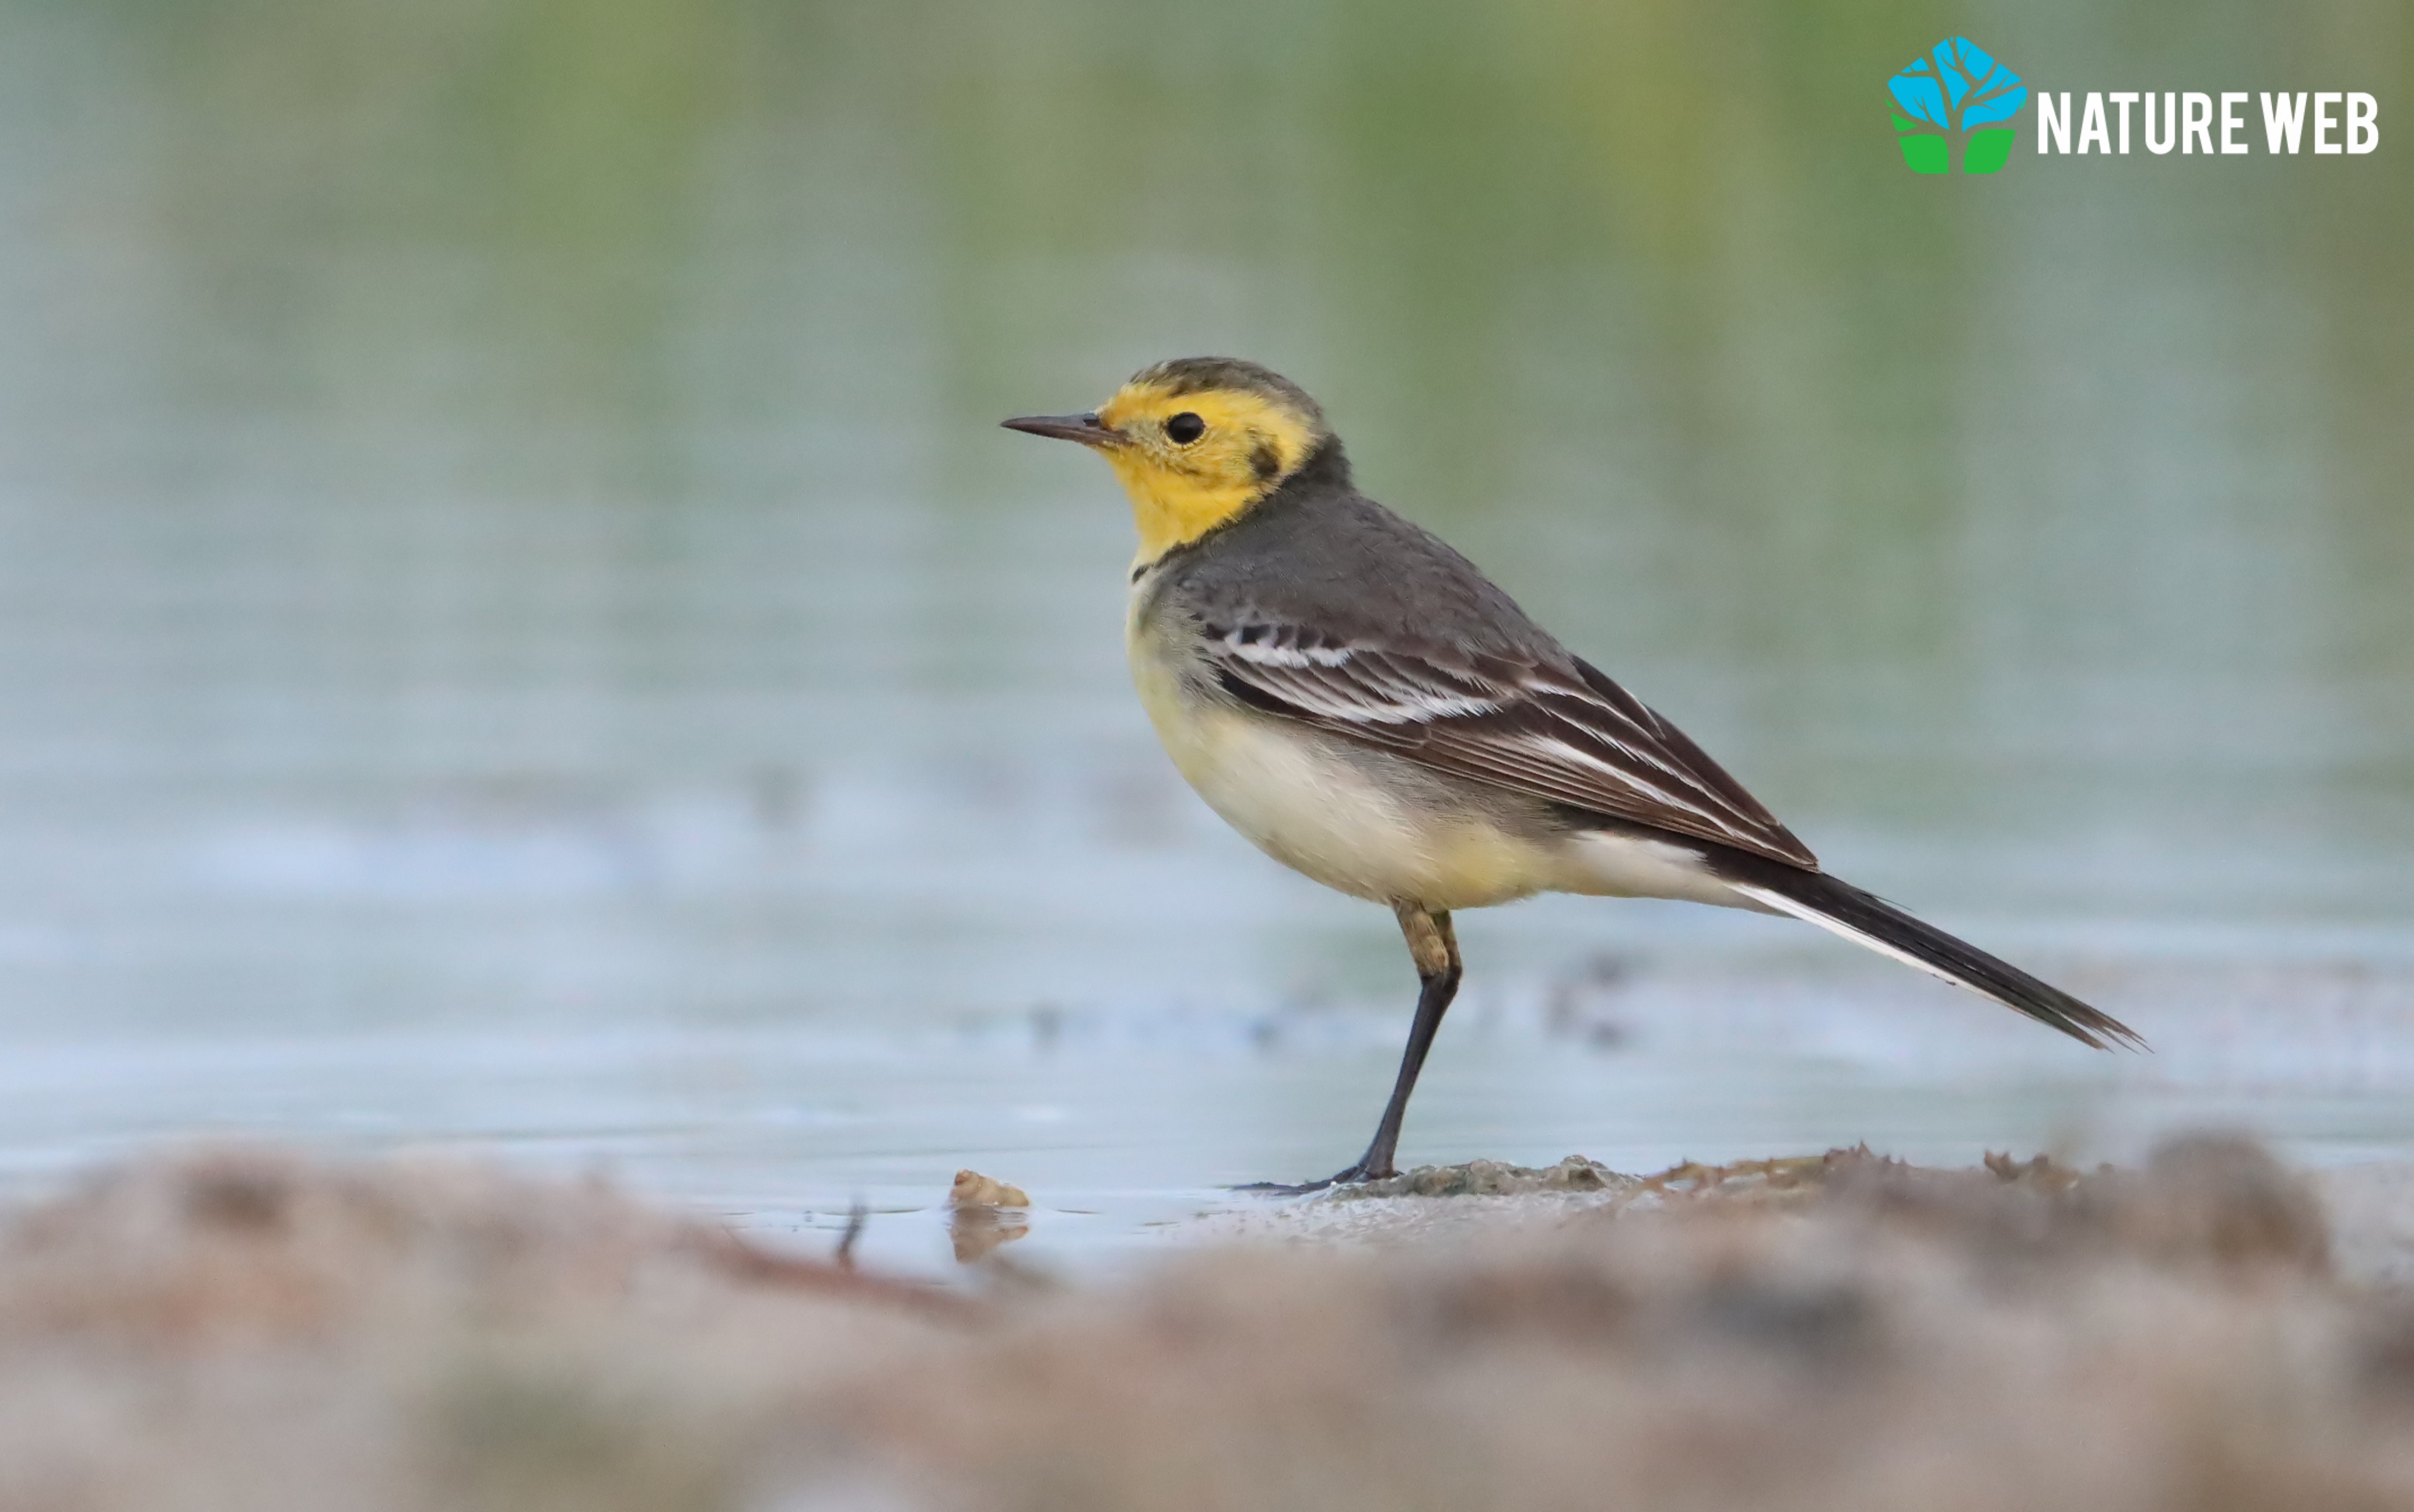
[1234, 1161, 1393, 1197]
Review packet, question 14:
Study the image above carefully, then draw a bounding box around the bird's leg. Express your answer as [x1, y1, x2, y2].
[1242, 903, 1462, 1194]
[1346, 904, 1461, 1180]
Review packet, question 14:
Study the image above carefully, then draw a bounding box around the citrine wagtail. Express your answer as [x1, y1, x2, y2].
[1006, 357, 2140, 1191]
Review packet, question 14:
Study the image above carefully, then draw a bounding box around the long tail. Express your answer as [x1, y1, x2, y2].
[1711, 853, 2146, 1051]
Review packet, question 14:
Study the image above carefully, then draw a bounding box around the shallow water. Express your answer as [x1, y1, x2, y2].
[10, 957, 2414, 1278]
[0, 0, 2410, 1269]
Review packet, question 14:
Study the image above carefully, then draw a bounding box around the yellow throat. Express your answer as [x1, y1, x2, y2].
[1094, 377, 1323, 563]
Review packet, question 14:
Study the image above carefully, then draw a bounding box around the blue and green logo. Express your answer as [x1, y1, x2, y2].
[1890, 38, 2027, 174]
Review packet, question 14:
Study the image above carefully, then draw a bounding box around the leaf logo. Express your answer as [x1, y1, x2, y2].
[1890, 37, 2027, 174]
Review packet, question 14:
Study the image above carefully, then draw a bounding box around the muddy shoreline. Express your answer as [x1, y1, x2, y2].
[3, 1139, 2413, 1510]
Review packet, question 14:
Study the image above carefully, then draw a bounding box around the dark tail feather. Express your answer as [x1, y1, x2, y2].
[1712, 856, 2146, 1051]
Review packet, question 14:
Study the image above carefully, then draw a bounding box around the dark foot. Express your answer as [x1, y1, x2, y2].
[1234, 1161, 1393, 1196]
[1232, 910, 1462, 1198]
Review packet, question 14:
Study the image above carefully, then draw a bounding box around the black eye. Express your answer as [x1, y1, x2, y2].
[1165, 412, 1206, 445]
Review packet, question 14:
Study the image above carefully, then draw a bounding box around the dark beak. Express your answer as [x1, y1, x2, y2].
[1001, 412, 1121, 447]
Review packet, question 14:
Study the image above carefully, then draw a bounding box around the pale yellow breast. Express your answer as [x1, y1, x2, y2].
[1123, 593, 1561, 910]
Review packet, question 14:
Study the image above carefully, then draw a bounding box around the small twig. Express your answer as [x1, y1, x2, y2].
[835, 1200, 868, 1270]
[684, 1225, 980, 1322]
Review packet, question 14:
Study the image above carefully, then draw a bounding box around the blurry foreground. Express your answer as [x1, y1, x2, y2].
[7, 1139, 2414, 1510]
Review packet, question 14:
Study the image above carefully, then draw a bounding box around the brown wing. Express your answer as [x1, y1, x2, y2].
[1201, 620, 1819, 870]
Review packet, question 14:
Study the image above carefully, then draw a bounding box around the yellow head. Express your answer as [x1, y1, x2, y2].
[1003, 357, 1330, 564]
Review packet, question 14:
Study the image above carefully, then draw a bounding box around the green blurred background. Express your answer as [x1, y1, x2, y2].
[0, 0, 2410, 1215]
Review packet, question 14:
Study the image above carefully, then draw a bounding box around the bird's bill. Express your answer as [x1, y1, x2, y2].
[1000, 412, 1122, 447]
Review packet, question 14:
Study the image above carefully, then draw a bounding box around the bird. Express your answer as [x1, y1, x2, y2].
[1004, 357, 2141, 1191]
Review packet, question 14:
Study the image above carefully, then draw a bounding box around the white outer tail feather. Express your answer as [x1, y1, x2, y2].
[1726, 881, 2012, 1008]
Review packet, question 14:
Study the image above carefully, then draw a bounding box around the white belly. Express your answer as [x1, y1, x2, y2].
[1125, 601, 1768, 914]
[1159, 703, 1555, 907]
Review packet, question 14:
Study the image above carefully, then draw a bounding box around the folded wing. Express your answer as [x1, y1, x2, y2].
[1203, 619, 1819, 870]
